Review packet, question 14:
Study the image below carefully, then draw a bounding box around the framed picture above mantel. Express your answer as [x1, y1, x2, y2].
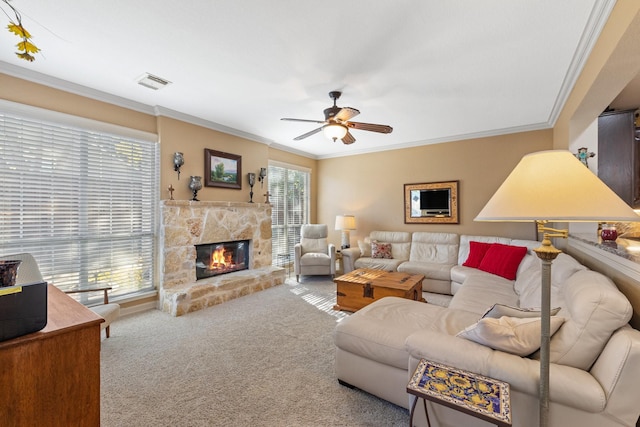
[404, 181, 459, 224]
[204, 149, 242, 189]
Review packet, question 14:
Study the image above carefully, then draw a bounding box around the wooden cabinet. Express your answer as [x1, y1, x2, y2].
[0, 285, 103, 427]
[598, 109, 640, 208]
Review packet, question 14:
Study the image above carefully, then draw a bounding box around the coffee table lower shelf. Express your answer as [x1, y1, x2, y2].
[407, 359, 512, 427]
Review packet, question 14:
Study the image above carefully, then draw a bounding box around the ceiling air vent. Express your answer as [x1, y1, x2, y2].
[136, 73, 171, 90]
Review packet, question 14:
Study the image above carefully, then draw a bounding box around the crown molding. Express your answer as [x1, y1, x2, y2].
[547, 0, 616, 126]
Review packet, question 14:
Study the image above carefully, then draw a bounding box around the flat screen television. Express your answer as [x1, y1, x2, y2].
[419, 189, 450, 213]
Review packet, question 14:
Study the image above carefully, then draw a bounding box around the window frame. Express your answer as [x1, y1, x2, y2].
[268, 160, 311, 266]
[0, 100, 159, 304]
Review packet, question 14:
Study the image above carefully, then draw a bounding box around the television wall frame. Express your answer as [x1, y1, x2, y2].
[404, 181, 459, 224]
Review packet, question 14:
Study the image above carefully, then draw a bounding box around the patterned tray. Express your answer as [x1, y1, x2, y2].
[407, 359, 511, 426]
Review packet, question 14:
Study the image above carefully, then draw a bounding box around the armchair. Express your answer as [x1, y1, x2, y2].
[64, 286, 120, 338]
[294, 224, 336, 282]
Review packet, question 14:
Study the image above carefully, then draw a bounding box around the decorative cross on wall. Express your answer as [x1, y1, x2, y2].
[575, 147, 596, 167]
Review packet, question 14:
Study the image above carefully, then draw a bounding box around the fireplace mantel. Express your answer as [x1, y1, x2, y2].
[158, 200, 284, 316]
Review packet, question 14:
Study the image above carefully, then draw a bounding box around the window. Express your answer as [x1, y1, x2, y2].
[269, 161, 310, 264]
[0, 102, 158, 302]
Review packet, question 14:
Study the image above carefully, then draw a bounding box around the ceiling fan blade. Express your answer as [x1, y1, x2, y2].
[346, 121, 393, 134]
[293, 126, 324, 141]
[335, 107, 360, 122]
[341, 131, 356, 145]
[281, 118, 326, 124]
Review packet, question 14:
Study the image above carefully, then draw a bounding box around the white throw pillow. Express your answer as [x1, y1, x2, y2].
[358, 237, 371, 257]
[457, 316, 565, 356]
[482, 303, 560, 319]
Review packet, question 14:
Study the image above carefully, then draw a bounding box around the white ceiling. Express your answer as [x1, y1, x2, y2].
[0, 1, 616, 159]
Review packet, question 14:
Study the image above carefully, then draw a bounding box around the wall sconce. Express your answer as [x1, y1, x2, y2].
[248, 173, 256, 203]
[173, 152, 185, 180]
[188, 176, 202, 201]
[258, 168, 267, 188]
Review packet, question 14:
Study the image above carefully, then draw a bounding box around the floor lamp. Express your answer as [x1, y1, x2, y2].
[474, 150, 639, 427]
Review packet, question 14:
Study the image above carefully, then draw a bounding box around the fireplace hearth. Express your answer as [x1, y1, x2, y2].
[195, 240, 249, 280]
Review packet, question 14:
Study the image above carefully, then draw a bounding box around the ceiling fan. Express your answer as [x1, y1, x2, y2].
[281, 91, 393, 145]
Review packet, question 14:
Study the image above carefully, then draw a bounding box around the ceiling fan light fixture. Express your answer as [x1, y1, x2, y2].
[324, 123, 347, 141]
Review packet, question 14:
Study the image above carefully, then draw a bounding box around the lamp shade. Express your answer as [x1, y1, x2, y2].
[475, 150, 640, 222]
[335, 215, 357, 230]
[324, 124, 348, 141]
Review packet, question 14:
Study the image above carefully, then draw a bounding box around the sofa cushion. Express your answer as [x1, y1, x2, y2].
[409, 232, 459, 264]
[544, 269, 633, 370]
[299, 252, 332, 266]
[477, 243, 528, 280]
[516, 253, 585, 309]
[397, 261, 452, 282]
[370, 231, 411, 244]
[450, 265, 486, 285]
[398, 260, 453, 294]
[300, 236, 328, 254]
[354, 257, 404, 272]
[369, 231, 412, 261]
[457, 315, 565, 356]
[333, 297, 478, 370]
[448, 273, 519, 316]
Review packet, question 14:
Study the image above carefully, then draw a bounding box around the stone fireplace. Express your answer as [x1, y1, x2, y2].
[159, 200, 285, 316]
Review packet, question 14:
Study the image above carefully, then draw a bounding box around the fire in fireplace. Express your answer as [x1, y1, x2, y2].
[195, 240, 250, 280]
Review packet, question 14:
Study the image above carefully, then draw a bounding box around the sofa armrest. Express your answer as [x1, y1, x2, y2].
[341, 247, 361, 273]
[406, 329, 606, 412]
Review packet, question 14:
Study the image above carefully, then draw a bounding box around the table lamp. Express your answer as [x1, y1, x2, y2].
[335, 215, 357, 249]
[475, 150, 640, 427]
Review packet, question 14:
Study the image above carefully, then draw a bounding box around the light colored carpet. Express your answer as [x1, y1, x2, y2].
[100, 276, 409, 426]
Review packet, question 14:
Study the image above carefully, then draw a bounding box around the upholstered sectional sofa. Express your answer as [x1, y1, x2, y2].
[334, 231, 640, 427]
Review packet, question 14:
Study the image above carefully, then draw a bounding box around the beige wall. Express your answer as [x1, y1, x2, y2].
[318, 130, 552, 246]
[0, 74, 157, 134]
[158, 116, 270, 203]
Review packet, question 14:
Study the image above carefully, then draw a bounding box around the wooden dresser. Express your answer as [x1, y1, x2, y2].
[0, 285, 103, 426]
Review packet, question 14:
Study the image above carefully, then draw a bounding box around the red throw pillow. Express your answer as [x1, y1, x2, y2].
[478, 244, 528, 280]
[463, 241, 494, 268]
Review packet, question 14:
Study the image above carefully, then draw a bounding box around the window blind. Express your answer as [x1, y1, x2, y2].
[269, 162, 310, 265]
[0, 109, 158, 303]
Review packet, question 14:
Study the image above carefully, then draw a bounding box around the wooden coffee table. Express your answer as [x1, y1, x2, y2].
[333, 268, 425, 312]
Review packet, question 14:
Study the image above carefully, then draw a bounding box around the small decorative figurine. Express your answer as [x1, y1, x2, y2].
[575, 147, 595, 167]
[168, 184, 175, 200]
[264, 191, 271, 204]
